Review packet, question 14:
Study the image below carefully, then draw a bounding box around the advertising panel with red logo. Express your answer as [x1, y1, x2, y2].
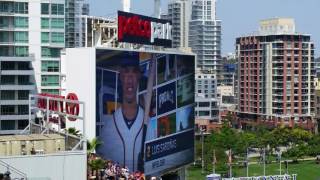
[117, 11, 172, 47]
[95, 49, 195, 176]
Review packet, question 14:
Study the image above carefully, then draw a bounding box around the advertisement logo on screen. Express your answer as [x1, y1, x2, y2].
[37, 93, 80, 121]
[118, 11, 172, 47]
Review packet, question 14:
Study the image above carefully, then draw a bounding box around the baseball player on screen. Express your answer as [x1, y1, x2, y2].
[99, 54, 156, 173]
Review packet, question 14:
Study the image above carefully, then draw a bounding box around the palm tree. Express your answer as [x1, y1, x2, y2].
[87, 137, 103, 154]
[88, 157, 105, 179]
[66, 127, 81, 136]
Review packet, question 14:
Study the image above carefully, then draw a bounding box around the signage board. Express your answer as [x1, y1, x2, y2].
[118, 11, 172, 47]
[95, 49, 195, 176]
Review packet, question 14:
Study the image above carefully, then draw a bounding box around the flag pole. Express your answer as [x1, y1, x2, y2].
[246, 148, 249, 177]
[213, 149, 216, 174]
[229, 149, 232, 178]
[263, 148, 266, 176]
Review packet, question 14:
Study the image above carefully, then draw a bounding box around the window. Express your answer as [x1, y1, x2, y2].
[1, 106, 15, 115]
[41, 3, 49, 15]
[18, 105, 28, 114]
[0, 2, 14, 13]
[199, 111, 210, 116]
[41, 89, 59, 95]
[51, 18, 64, 29]
[0, 17, 9, 28]
[51, 4, 64, 15]
[51, 32, 64, 44]
[41, 75, 59, 86]
[0, 47, 10, 56]
[18, 90, 29, 100]
[41, 47, 61, 58]
[199, 102, 210, 107]
[1, 61, 14, 70]
[14, 46, 28, 57]
[17, 62, 29, 70]
[41, 32, 49, 43]
[18, 120, 29, 130]
[41, 61, 59, 72]
[14, 31, 28, 43]
[1, 91, 15, 100]
[18, 75, 29, 85]
[41, 18, 49, 29]
[0, 31, 9, 42]
[14, 17, 28, 28]
[14, 2, 28, 14]
[1, 120, 15, 130]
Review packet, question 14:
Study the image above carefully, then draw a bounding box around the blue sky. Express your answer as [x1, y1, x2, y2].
[90, 0, 319, 57]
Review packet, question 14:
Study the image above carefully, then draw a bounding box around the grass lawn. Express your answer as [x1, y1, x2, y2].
[187, 160, 320, 180]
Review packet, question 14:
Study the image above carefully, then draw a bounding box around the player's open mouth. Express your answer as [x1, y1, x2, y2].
[127, 87, 133, 92]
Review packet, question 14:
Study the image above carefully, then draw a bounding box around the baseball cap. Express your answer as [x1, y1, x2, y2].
[120, 52, 140, 68]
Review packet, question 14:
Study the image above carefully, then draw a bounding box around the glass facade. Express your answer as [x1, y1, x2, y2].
[41, 18, 49, 29]
[15, 46, 28, 57]
[41, 3, 49, 15]
[41, 61, 59, 72]
[41, 32, 49, 43]
[14, 2, 28, 14]
[41, 89, 59, 95]
[14, 17, 28, 28]
[51, 4, 64, 15]
[51, 18, 64, 29]
[14, 31, 28, 43]
[41, 47, 60, 58]
[0, 31, 9, 42]
[41, 75, 59, 86]
[51, 32, 64, 44]
[0, 17, 9, 28]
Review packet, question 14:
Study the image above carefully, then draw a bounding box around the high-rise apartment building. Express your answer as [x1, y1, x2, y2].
[236, 18, 316, 130]
[0, 0, 87, 134]
[189, 0, 221, 73]
[188, 0, 221, 125]
[165, 0, 190, 48]
[0, 1, 37, 134]
[38, 1, 65, 95]
[65, 0, 89, 48]
[195, 73, 219, 121]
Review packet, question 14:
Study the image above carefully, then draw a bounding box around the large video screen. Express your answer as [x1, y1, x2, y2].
[96, 49, 195, 176]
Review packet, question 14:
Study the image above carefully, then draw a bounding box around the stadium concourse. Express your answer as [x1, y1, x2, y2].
[0, 171, 11, 180]
[87, 153, 145, 180]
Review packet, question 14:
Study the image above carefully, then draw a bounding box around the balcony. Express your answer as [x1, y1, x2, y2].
[0, 84, 35, 90]
[0, 114, 32, 120]
[0, 69, 34, 75]
[0, 100, 29, 105]
[0, 129, 24, 135]
[0, 55, 34, 62]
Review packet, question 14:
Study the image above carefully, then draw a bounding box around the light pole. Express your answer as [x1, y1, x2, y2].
[200, 127, 205, 174]
[279, 151, 282, 176]
[213, 150, 216, 175]
[263, 148, 266, 176]
[246, 148, 249, 177]
[229, 149, 232, 178]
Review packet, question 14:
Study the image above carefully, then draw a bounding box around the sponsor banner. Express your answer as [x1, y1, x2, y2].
[118, 11, 172, 47]
[145, 129, 194, 161]
[222, 174, 297, 180]
[157, 82, 176, 115]
[144, 148, 194, 176]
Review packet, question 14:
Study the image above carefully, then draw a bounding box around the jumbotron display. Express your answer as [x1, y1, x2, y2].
[95, 49, 195, 176]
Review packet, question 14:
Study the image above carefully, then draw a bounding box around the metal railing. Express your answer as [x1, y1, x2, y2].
[0, 160, 27, 180]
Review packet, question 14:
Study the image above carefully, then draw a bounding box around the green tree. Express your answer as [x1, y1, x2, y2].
[87, 137, 103, 154]
[66, 127, 81, 136]
[88, 158, 105, 170]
